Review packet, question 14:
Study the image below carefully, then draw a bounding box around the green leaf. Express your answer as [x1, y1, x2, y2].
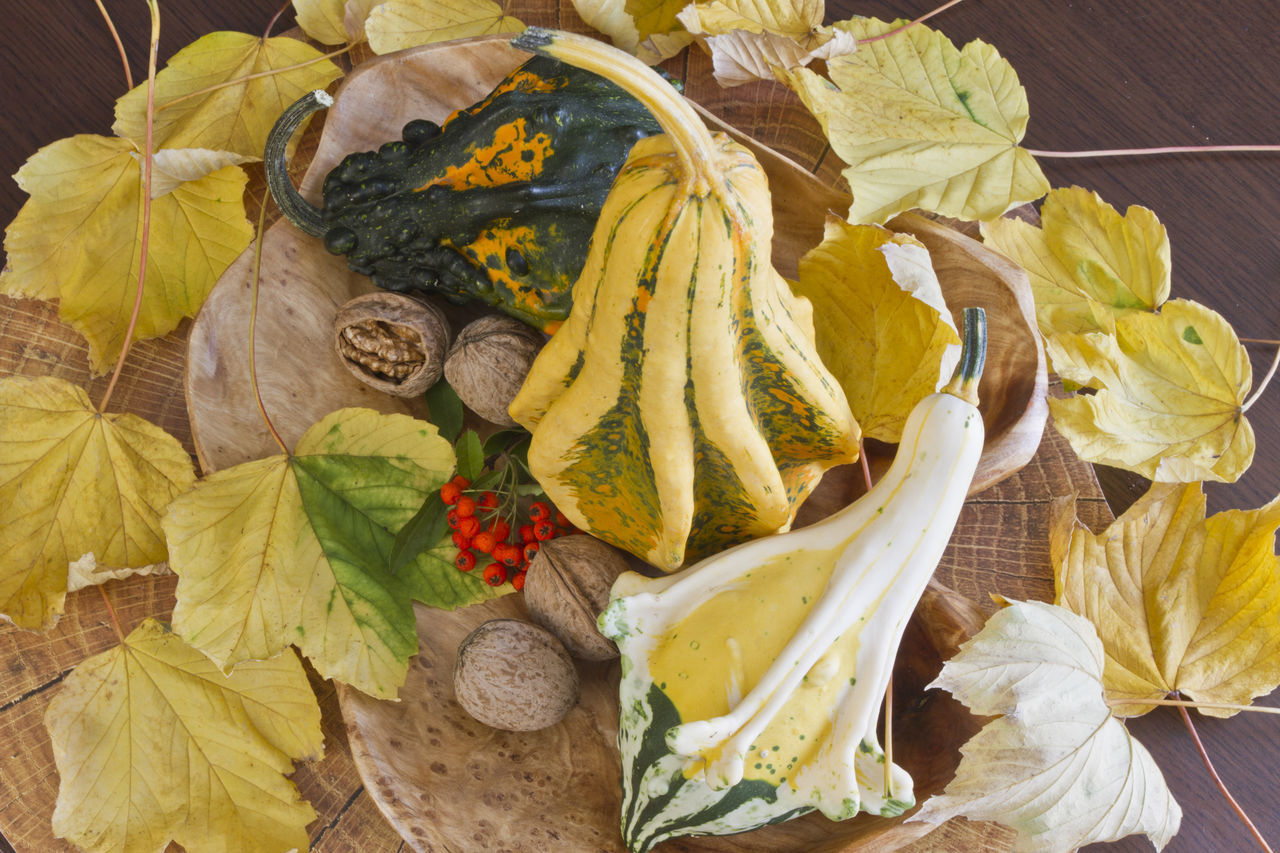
[424, 380, 464, 442]
[455, 429, 485, 483]
[389, 494, 450, 576]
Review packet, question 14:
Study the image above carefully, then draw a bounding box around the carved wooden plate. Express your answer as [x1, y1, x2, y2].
[182, 34, 1046, 853]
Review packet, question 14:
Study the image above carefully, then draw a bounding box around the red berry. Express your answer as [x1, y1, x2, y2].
[454, 549, 477, 572]
[478, 491, 499, 509]
[482, 562, 508, 586]
[533, 519, 556, 541]
[554, 510, 571, 528]
[518, 523, 536, 544]
[511, 570, 527, 591]
[451, 530, 471, 550]
[450, 474, 471, 489]
[446, 509, 461, 530]
[472, 530, 497, 554]
[458, 515, 481, 538]
[456, 496, 477, 517]
[439, 481, 463, 505]
[529, 501, 552, 522]
[494, 543, 522, 568]
[489, 518, 511, 541]
[522, 542, 540, 564]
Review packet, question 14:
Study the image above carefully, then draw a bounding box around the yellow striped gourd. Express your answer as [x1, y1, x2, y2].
[507, 28, 861, 570]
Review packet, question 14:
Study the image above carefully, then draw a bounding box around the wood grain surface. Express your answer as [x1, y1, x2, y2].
[0, 1, 1277, 852]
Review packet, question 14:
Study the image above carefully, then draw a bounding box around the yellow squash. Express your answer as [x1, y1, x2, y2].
[507, 28, 860, 570]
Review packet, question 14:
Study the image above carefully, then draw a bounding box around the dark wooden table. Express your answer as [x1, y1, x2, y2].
[1, 1, 1277, 852]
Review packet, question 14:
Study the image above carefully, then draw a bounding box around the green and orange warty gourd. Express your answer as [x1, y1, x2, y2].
[507, 28, 861, 571]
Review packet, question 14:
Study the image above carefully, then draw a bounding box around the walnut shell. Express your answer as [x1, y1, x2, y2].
[443, 314, 543, 426]
[524, 535, 630, 661]
[333, 292, 450, 397]
[453, 618, 579, 732]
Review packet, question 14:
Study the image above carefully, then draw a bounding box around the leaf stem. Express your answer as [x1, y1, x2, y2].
[1027, 144, 1280, 159]
[263, 0, 293, 40]
[92, 0, 133, 90]
[1178, 703, 1275, 853]
[97, 585, 126, 645]
[97, 0, 161, 415]
[855, 0, 968, 44]
[858, 438, 873, 492]
[248, 198, 289, 454]
[1241, 341, 1280, 413]
[154, 45, 355, 114]
[1110, 696, 1280, 715]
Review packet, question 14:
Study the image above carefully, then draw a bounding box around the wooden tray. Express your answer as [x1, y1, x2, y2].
[183, 34, 1049, 853]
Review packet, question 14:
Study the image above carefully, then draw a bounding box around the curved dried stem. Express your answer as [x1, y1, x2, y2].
[1028, 144, 1280, 159]
[1110, 696, 1280, 715]
[1178, 704, 1274, 853]
[97, 585, 126, 645]
[98, 0, 161, 414]
[92, 0, 133, 90]
[1242, 341, 1280, 413]
[263, 0, 293, 40]
[856, 0, 968, 44]
[248, 198, 289, 455]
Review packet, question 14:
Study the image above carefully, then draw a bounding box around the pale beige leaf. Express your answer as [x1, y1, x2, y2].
[571, 0, 644, 53]
[138, 148, 253, 197]
[917, 600, 1181, 851]
[46, 619, 321, 853]
[366, 0, 523, 53]
[1053, 483, 1280, 717]
[781, 17, 1049, 224]
[0, 376, 195, 629]
[66, 553, 168, 593]
[113, 31, 343, 158]
[1047, 299, 1254, 482]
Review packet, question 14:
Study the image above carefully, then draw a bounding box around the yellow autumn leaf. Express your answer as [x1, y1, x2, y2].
[46, 619, 321, 853]
[294, 0, 384, 44]
[113, 31, 343, 158]
[0, 134, 253, 373]
[164, 408, 502, 699]
[571, 0, 692, 62]
[1047, 298, 1254, 482]
[1052, 483, 1280, 718]
[678, 0, 824, 40]
[366, 0, 523, 54]
[677, 11, 856, 87]
[981, 186, 1171, 337]
[793, 216, 959, 441]
[779, 17, 1049, 224]
[0, 376, 195, 630]
[626, 0, 687, 42]
[917, 600, 1181, 850]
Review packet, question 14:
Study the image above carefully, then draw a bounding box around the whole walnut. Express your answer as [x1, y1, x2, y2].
[453, 619, 579, 732]
[524, 535, 631, 661]
[443, 314, 543, 426]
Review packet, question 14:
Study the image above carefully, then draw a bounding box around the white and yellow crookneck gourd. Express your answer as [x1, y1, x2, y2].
[507, 28, 860, 571]
[598, 309, 988, 853]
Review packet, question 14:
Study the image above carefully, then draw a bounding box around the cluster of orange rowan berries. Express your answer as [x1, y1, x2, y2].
[440, 474, 574, 589]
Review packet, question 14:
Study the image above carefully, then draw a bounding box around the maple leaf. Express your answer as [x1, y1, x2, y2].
[0, 376, 195, 630]
[1052, 483, 1280, 718]
[113, 31, 343, 159]
[625, 0, 686, 41]
[1047, 298, 1254, 483]
[46, 618, 321, 853]
[294, 0, 385, 45]
[0, 134, 254, 373]
[366, 0, 523, 54]
[915, 599, 1182, 852]
[570, 0, 693, 62]
[981, 186, 1171, 338]
[779, 17, 1049, 225]
[793, 216, 959, 442]
[163, 407, 504, 699]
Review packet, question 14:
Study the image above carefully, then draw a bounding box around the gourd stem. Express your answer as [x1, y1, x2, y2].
[943, 306, 986, 405]
[263, 89, 332, 237]
[511, 28, 719, 185]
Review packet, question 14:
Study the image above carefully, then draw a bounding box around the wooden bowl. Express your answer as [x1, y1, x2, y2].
[182, 33, 1046, 852]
